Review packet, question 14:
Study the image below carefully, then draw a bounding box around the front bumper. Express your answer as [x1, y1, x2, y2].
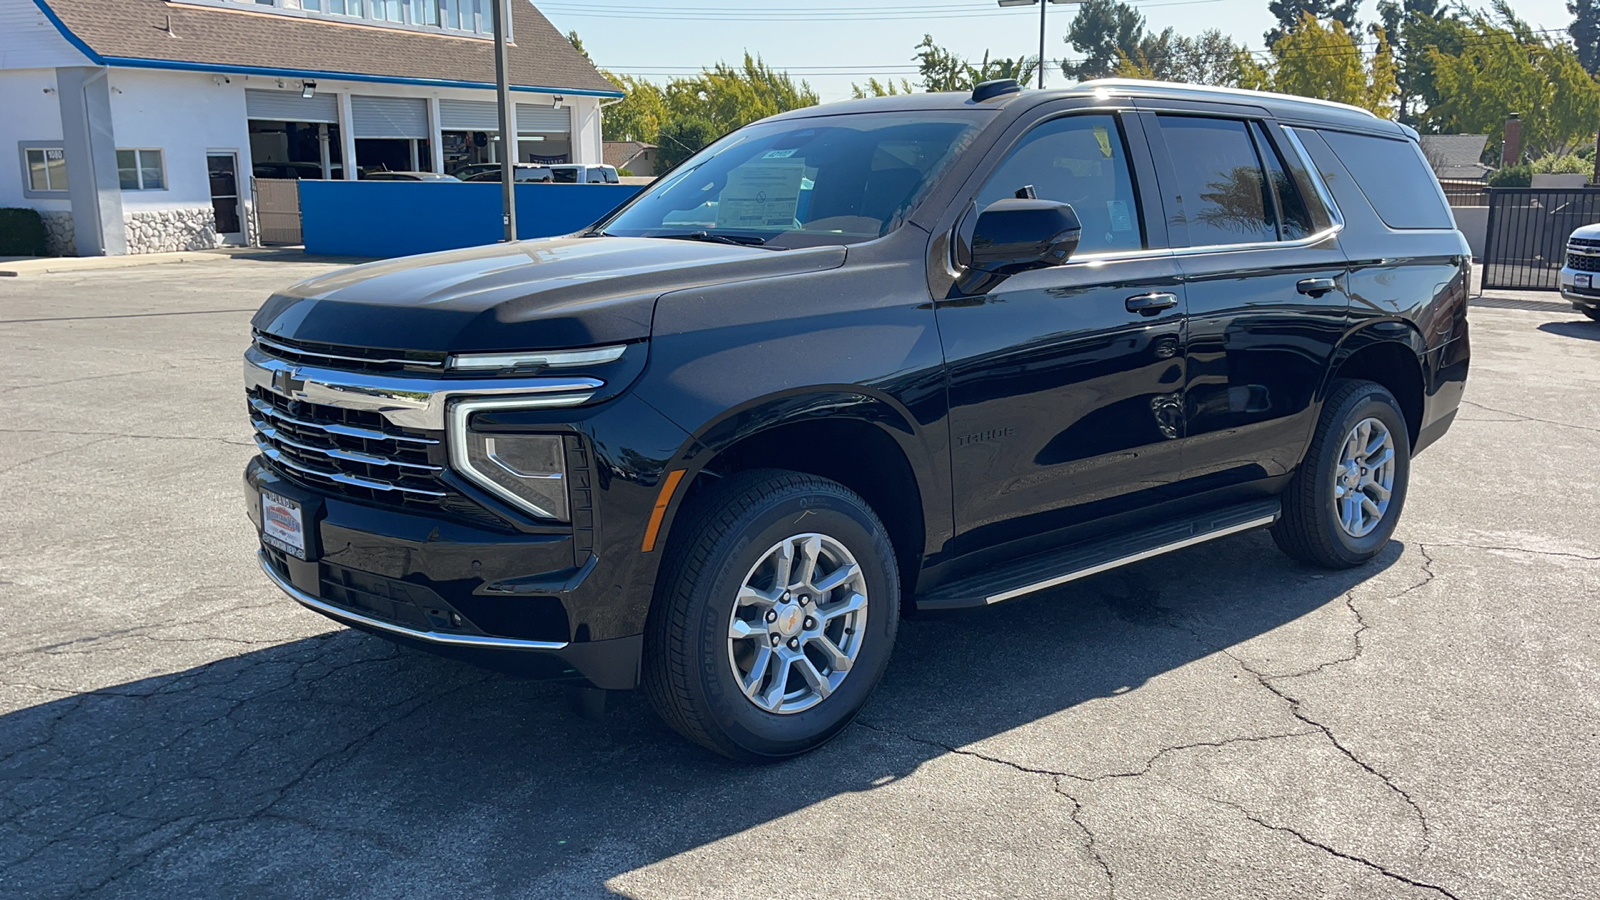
[1558, 267, 1600, 310]
[247, 457, 646, 688]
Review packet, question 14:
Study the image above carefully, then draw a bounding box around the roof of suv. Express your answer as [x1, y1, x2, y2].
[774, 79, 1407, 138]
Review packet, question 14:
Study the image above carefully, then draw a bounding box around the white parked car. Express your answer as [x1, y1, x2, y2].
[1559, 223, 1600, 321]
[549, 164, 621, 184]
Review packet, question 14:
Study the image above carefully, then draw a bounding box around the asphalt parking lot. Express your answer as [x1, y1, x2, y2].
[2, 258, 1597, 899]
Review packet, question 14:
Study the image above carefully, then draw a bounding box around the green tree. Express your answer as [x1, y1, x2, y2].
[1243, 15, 1397, 118]
[566, 30, 593, 65]
[1113, 28, 1245, 85]
[1571, 0, 1600, 75]
[1061, 0, 1149, 80]
[664, 53, 818, 133]
[851, 77, 917, 98]
[1422, 3, 1600, 158]
[600, 73, 668, 143]
[913, 35, 1038, 91]
[1265, 0, 1360, 46]
[654, 116, 721, 172]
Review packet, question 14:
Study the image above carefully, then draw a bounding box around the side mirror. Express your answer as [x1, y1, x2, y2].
[960, 198, 1081, 294]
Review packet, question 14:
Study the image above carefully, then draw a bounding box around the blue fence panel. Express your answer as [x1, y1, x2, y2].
[299, 181, 642, 258]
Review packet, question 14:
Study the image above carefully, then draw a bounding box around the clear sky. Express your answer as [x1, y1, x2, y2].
[540, 0, 1575, 103]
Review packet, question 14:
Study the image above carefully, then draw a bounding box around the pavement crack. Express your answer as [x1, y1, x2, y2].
[1235, 808, 1460, 899]
[1422, 542, 1599, 562]
[1459, 399, 1600, 433]
[1054, 780, 1116, 900]
[0, 428, 252, 448]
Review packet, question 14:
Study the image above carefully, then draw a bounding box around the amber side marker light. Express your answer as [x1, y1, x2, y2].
[641, 469, 686, 552]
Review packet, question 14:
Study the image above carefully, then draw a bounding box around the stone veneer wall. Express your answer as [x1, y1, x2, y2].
[123, 208, 222, 254]
[39, 211, 76, 256]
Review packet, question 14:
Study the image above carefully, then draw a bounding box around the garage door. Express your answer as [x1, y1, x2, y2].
[246, 89, 338, 123]
[517, 104, 571, 134]
[350, 96, 429, 139]
[438, 99, 498, 131]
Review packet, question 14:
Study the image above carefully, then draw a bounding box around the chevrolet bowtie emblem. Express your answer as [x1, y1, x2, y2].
[272, 367, 307, 398]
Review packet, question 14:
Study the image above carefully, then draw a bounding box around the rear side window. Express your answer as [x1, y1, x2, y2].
[1250, 122, 1314, 241]
[1318, 130, 1452, 229]
[1155, 116, 1277, 246]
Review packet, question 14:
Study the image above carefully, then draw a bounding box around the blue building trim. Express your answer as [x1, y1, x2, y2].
[30, 0, 625, 98]
[30, 0, 105, 64]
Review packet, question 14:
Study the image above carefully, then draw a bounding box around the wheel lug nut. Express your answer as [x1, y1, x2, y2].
[765, 610, 778, 622]
[771, 633, 782, 646]
[799, 595, 810, 607]
[787, 638, 799, 650]
[804, 617, 816, 630]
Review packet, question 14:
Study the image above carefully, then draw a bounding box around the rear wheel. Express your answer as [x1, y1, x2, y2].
[1273, 380, 1411, 568]
[643, 469, 899, 761]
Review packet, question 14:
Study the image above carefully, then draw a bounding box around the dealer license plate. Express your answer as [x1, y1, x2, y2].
[261, 489, 308, 559]
[1577, 274, 1591, 289]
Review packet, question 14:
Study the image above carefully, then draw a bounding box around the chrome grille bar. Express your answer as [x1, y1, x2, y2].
[252, 435, 448, 499]
[250, 419, 444, 473]
[249, 398, 440, 445]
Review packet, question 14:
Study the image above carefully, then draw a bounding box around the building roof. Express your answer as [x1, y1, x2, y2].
[603, 140, 655, 168]
[34, 0, 620, 96]
[1419, 134, 1490, 168]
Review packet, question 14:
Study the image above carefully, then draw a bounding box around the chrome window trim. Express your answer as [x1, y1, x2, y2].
[244, 346, 599, 431]
[447, 397, 578, 520]
[1280, 126, 1345, 230]
[259, 552, 569, 651]
[254, 334, 446, 369]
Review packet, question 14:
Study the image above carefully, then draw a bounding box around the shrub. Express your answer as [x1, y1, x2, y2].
[617, 168, 634, 177]
[1530, 153, 1591, 175]
[1487, 164, 1531, 188]
[0, 208, 48, 257]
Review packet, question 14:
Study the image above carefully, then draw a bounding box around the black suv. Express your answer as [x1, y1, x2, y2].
[245, 80, 1470, 760]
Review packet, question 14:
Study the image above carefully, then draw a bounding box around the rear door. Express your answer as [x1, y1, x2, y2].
[936, 110, 1189, 553]
[1144, 113, 1350, 494]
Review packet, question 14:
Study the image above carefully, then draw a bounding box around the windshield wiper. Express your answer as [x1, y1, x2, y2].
[658, 231, 787, 250]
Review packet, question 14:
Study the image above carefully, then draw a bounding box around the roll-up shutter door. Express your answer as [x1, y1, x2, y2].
[516, 104, 571, 134]
[438, 99, 500, 131]
[350, 96, 429, 139]
[245, 89, 338, 124]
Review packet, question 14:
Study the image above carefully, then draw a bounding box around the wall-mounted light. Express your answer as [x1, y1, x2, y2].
[213, 74, 231, 85]
[301, 81, 317, 99]
[43, 87, 55, 94]
[553, 95, 564, 110]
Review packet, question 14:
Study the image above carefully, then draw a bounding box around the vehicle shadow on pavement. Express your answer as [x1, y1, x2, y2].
[0, 531, 1400, 898]
[1537, 320, 1600, 341]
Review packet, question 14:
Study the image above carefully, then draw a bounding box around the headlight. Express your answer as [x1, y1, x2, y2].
[449, 399, 571, 521]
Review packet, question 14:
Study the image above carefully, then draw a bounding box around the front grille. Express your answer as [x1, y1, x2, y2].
[1567, 248, 1600, 272]
[1569, 237, 1600, 249]
[252, 330, 447, 375]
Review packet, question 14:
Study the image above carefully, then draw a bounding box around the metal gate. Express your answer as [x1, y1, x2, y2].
[253, 178, 302, 246]
[1482, 187, 1600, 290]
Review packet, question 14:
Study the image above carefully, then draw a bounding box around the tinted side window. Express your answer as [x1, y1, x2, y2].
[1250, 122, 1313, 241]
[1318, 130, 1453, 229]
[976, 114, 1144, 254]
[1156, 116, 1275, 246]
[552, 168, 579, 183]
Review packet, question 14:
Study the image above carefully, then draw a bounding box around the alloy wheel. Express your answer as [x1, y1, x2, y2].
[1332, 416, 1396, 538]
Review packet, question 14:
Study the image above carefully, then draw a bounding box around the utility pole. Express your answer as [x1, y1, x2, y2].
[998, 0, 1076, 90]
[491, 0, 517, 242]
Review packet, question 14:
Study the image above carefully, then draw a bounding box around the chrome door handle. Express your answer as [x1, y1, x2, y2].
[1297, 277, 1339, 296]
[1125, 291, 1179, 315]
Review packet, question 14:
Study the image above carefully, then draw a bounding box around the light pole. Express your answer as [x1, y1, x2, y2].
[490, 0, 517, 242]
[997, 0, 1076, 90]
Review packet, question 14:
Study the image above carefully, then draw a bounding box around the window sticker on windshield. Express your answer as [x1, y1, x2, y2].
[762, 149, 799, 159]
[1093, 125, 1113, 158]
[715, 162, 805, 230]
[1107, 200, 1133, 232]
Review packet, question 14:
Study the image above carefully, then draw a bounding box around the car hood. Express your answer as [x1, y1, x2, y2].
[253, 237, 847, 353]
[1571, 223, 1600, 242]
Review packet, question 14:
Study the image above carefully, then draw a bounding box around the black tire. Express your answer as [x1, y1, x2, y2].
[643, 469, 900, 761]
[1272, 380, 1412, 569]
[1582, 307, 1600, 322]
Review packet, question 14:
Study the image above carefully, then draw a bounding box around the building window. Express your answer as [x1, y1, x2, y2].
[117, 149, 166, 191]
[227, 0, 495, 36]
[22, 146, 70, 193]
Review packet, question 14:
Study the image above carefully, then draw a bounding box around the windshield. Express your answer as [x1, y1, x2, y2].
[599, 112, 985, 248]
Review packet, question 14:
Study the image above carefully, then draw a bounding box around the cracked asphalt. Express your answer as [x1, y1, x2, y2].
[3, 259, 1598, 899]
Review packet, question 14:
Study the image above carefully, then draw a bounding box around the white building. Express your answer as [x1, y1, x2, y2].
[0, 0, 619, 256]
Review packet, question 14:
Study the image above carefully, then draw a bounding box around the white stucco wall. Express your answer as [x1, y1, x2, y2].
[110, 69, 253, 212]
[570, 95, 603, 168]
[0, 67, 70, 210]
[0, 0, 92, 70]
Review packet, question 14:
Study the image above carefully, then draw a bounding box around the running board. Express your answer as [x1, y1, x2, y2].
[915, 499, 1281, 611]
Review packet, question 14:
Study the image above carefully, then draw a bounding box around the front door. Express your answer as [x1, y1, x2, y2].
[937, 112, 1187, 555]
[207, 152, 244, 244]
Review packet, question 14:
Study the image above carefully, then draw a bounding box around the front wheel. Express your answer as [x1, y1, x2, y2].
[643, 470, 899, 761]
[1273, 380, 1411, 568]
[1582, 307, 1600, 322]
